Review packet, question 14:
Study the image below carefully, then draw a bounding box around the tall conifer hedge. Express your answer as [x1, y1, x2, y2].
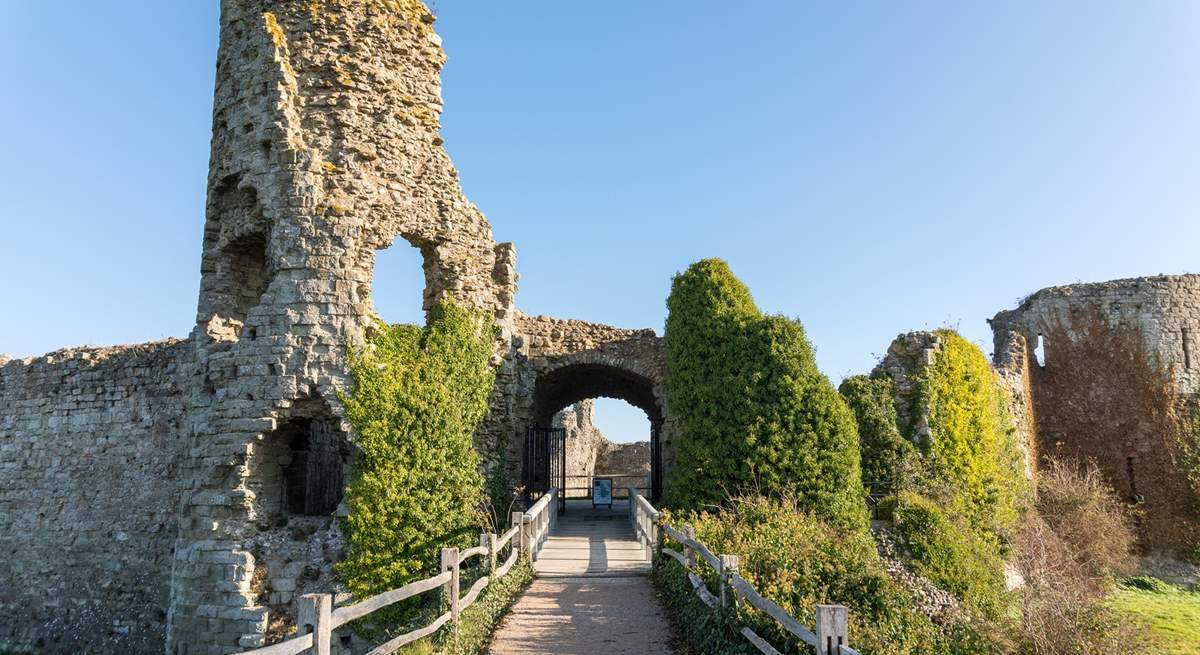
[662, 259, 865, 529]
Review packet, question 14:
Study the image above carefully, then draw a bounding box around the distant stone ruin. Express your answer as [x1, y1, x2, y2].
[553, 400, 652, 499]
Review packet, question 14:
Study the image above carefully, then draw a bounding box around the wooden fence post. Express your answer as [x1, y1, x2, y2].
[485, 531, 498, 575]
[296, 593, 331, 655]
[511, 511, 524, 557]
[682, 524, 696, 570]
[652, 511, 662, 560]
[719, 555, 740, 610]
[442, 547, 461, 628]
[815, 604, 848, 655]
[522, 513, 535, 560]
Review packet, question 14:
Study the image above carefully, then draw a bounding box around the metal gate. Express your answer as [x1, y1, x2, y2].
[523, 426, 566, 510]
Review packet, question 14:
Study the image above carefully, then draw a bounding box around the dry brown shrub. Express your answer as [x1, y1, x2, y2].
[1014, 515, 1143, 655]
[1034, 458, 1137, 589]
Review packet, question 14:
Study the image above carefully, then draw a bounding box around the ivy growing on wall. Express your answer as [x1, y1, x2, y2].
[916, 330, 1026, 538]
[337, 302, 496, 604]
[662, 258, 865, 530]
[838, 375, 915, 486]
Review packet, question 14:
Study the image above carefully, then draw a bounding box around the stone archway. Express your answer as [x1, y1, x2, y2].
[497, 314, 671, 502]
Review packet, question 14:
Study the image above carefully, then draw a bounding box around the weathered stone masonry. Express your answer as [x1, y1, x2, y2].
[0, 341, 189, 653]
[0, 2, 663, 653]
[989, 275, 1200, 553]
[7, 1, 1196, 653]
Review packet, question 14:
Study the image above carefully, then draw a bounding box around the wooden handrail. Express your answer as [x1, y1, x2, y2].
[235, 487, 558, 655]
[628, 487, 853, 655]
[330, 571, 452, 627]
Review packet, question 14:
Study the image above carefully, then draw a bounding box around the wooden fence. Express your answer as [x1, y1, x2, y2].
[629, 488, 863, 655]
[234, 487, 559, 655]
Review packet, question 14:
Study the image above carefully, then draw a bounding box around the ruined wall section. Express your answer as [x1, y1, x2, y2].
[0, 341, 190, 654]
[990, 275, 1200, 553]
[488, 313, 670, 492]
[553, 400, 603, 497]
[170, 2, 517, 653]
[991, 275, 1200, 396]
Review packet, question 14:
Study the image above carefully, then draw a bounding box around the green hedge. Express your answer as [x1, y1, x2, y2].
[662, 259, 865, 530]
[338, 302, 496, 610]
[839, 375, 915, 485]
[892, 491, 1007, 617]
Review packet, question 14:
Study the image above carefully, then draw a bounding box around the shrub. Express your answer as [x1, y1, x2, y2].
[839, 375, 915, 485]
[892, 491, 1007, 616]
[917, 330, 1026, 540]
[338, 302, 496, 609]
[1033, 458, 1136, 589]
[658, 496, 945, 655]
[663, 259, 865, 529]
[1014, 515, 1142, 655]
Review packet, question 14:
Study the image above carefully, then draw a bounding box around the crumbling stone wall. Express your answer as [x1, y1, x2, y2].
[553, 400, 603, 497]
[169, 2, 518, 652]
[990, 275, 1200, 553]
[0, 341, 189, 654]
[552, 400, 654, 498]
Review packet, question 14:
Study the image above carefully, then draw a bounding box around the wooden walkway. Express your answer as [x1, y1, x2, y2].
[486, 500, 675, 654]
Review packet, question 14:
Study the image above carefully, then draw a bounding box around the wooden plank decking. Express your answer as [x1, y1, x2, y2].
[486, 500, 674, 654]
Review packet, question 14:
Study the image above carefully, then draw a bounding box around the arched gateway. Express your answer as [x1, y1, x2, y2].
[494, 315, 672, 504]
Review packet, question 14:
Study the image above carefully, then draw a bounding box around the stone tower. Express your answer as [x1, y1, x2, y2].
[169, 2, 516, 651]
[990, 275, 1200, 553]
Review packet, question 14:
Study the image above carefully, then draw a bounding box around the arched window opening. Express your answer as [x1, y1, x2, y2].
[202, 175, 271, 329]
[221, 231, 270, 323]
[370, 239, 427, 326]
[1034, 333, 1047, 368]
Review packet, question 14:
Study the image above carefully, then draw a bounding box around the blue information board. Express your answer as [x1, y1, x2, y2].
[592, 477, 613, 508]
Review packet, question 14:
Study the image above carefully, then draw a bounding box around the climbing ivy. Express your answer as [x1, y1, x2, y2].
[915, 330, 1025, 538]
[337, 302, 496, 606]
[839, 375, 915, 485]
[662, 258, 865, 530]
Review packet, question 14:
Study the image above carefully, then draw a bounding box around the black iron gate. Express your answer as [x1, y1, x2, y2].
[523, 426, 566, 510]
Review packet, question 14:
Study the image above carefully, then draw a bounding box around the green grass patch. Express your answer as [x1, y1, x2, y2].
[1110, 578, 1200, 655]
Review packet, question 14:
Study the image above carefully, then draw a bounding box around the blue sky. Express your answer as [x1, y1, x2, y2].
[2, 2, 1198, 443]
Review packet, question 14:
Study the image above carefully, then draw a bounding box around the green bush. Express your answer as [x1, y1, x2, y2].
[663, 259, 865, 530]
[839, 375, 915, 485]
[915, 330, 1026, 539]
[658, 496, 946, 655]
[338, 302, 496, 608]
[892, 491, 1007, 616]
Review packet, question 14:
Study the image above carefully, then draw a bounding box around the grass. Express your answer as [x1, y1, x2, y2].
[1109, 577, 1200, 655]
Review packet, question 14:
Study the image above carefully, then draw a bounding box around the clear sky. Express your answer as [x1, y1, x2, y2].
[2, 2, 1197, 443]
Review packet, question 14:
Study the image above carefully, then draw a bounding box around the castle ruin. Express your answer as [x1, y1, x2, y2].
[0, 2, 1195, 654]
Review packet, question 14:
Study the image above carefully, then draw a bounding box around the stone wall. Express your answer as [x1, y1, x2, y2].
[491, 313, 669, 500]
[169, 2, 517, 652]
[990, 275, 1200, 552]
[553, 400, 603, 498]
[552, 399, 654, 498]
[0, 340, 190, 654]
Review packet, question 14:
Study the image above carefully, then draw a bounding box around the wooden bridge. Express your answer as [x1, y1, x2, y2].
[233, 488, 863, 655]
